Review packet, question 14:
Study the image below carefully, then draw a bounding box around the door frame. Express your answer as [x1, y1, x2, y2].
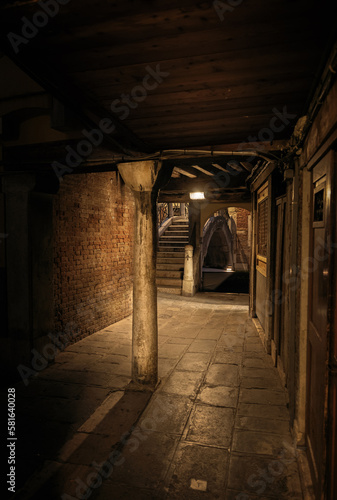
[305, 149, 335, 498]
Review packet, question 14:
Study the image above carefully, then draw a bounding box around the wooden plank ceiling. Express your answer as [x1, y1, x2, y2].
[0, 0, 335, 200]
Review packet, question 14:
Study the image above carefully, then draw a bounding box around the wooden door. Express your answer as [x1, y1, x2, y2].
[273, 196, 286, 362]
[328, 278, 337, 500]
[327, 152, 337, 500]
[306, 152, 333, 498]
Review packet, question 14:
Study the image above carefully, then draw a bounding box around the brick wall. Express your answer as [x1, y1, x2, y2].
[53, 171, 134, 341]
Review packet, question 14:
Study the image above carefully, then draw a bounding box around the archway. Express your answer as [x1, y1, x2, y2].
[202, 207, 251, 293]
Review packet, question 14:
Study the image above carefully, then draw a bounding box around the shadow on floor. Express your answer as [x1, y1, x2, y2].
[12, 391, 152, 500]
[3, 293, 303, 500]
[202, 270, 249, 294]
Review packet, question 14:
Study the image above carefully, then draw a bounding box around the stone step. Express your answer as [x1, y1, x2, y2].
[156, 263, 184, 271]
[156, 277, 183, 287]
[159, 241, 187, 246]
[164, 230, 189, 236]
[169, 224, 189, 229]
[157, 257, 185, 264]
[156, 270, 183, 279]
[157, 286, 182, 295]
[158, 246, 185, 252]
[159, 241, 188, 247]
[160, 235, 188, 240]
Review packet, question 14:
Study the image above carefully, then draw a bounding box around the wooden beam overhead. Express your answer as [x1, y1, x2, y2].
[0, 0, 335, 154]
[212, 163, 231, 174]
[173, 167, 197, 178]
[190, 165, 214, 176]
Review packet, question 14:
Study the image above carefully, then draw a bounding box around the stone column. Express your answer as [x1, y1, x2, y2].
[182, 245, 194, 296]
[180, 203, 186, 217]
[117, 160, 167, 389]
[168, 203, 173, 218]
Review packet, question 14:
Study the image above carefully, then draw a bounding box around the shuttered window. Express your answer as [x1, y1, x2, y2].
[257, 197, 268, 257]
[256, 183, 268, 276]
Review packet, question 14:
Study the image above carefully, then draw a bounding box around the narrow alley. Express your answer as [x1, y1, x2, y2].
[13, 293, 303, 500]
[1, 2, 337, 499]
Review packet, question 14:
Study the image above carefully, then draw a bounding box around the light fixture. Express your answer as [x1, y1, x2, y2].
[189, 192, 205, 200]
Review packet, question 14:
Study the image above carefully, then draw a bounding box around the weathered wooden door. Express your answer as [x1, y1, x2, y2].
[306, 152, 333, 498]
[328, 273, 337, 500]
[327, 151, 337, 500]
[273, 196, 286, 363]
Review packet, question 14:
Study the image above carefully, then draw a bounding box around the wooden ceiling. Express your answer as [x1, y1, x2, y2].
[0, 0, 336, 202]
[1, 0, 335, 155]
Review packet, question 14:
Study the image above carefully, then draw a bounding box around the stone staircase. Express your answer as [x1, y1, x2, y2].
[156, 218, 189, 294]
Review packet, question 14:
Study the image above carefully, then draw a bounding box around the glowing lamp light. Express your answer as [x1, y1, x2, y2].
[189, 192, 205, 200]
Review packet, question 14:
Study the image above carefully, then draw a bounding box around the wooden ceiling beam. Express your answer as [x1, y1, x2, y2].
[162, 174, 248, 192]
[158, 191, 251, 203]
[239, 162, 253, 173]
[173, 167, 197, 178]
[190, 165, 214, 177]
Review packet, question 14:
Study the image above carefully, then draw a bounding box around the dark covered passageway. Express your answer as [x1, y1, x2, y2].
[0, 1, 337, 499]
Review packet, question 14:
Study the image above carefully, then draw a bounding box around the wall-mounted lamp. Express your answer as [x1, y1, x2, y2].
[189, 192, 205, 200]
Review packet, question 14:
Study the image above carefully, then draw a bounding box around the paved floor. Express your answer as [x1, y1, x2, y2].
[10, 293, 303, 500]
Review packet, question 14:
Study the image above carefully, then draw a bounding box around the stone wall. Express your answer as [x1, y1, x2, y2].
[53, 171, 134, 340]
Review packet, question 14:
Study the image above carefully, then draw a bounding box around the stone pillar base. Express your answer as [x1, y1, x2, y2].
[182, 279, 195, 297]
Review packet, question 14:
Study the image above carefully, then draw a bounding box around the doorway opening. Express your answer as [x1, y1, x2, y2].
[201, 207, 251, 293]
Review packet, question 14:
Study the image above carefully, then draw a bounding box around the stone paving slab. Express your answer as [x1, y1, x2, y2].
[228, 452, 302, 499]
[232, 430, 293, 456]
[103, 431, 178, 490]
[11, 292, 304, 500]
[187, 339, 217, 353]
[237, 403, 291, 420]
[186, 405, 235, 447]
[138, 393, 193, 435]
[235, 416, 290, 434]
[165, 443, 229, 499]
[175, 352, 211, 372]
[161, 370, 203, 397]
[239, 388, 288, 406]
[196, 385, 239, 408]
[213, 350, 242, 364]
[205, 363, 240, 387]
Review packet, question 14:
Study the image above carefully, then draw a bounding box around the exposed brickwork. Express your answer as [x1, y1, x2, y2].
[53, 171, 134, 340]
[235, 208, 250, 268]
[227, 207, 250, 269]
